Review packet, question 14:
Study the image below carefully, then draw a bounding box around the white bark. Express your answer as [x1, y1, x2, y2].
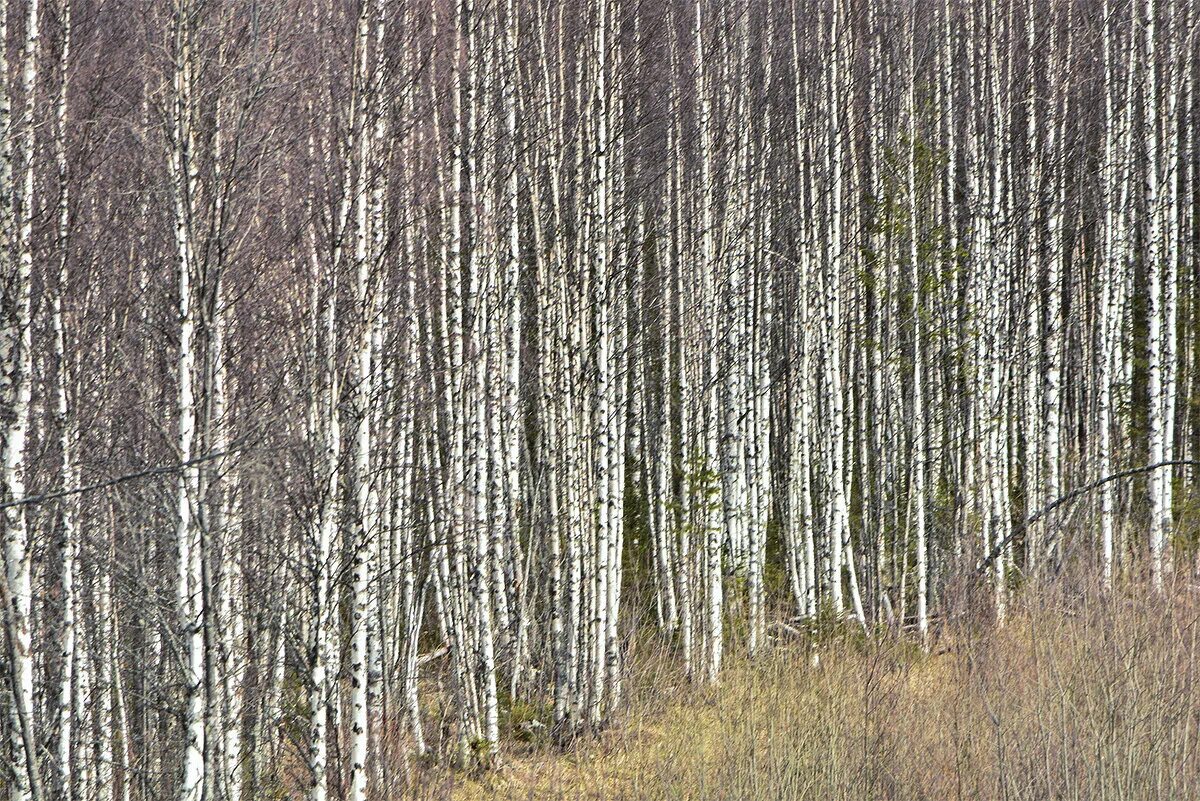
[908, 17, 928, 646]
[349, 2, 377, 795]
[169, 4, 205, 794]
[2, 3, 40, 800]
[52, 2, 75, 796]
[1145, 0, 1169, 591]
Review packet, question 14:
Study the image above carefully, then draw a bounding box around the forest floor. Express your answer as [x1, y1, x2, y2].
[428, 582, 1200, 800]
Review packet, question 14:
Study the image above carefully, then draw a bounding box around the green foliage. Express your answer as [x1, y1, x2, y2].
[762, 514, 790, 600]
[671, 449, 724, 566]
[467, 735, 494, 764]
[683, 450, 722, 512]
[621, 463, 655, 585]
[1171, 479, 1200, 558]
[501, 694, 552, 745]
[252, 771, 289, 801]
[281, 664, 311, 747]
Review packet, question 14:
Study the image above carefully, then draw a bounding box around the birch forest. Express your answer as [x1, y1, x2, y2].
[5, 0, 1200, 797]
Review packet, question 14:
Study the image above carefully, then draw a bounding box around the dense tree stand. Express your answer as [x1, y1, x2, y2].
[1, 0, 1198, 796]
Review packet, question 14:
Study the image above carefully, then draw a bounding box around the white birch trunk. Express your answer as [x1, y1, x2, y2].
[168, 5, 205, 798]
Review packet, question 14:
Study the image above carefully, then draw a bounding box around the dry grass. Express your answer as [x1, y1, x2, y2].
[424, 582, 1200, 800]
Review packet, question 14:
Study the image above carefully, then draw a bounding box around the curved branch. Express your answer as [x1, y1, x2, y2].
[976, 459, 1200, 575]
[0, 443, 245, 512]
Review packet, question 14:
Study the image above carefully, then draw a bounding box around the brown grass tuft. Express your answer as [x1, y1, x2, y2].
[440, 581, 1200, 800]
